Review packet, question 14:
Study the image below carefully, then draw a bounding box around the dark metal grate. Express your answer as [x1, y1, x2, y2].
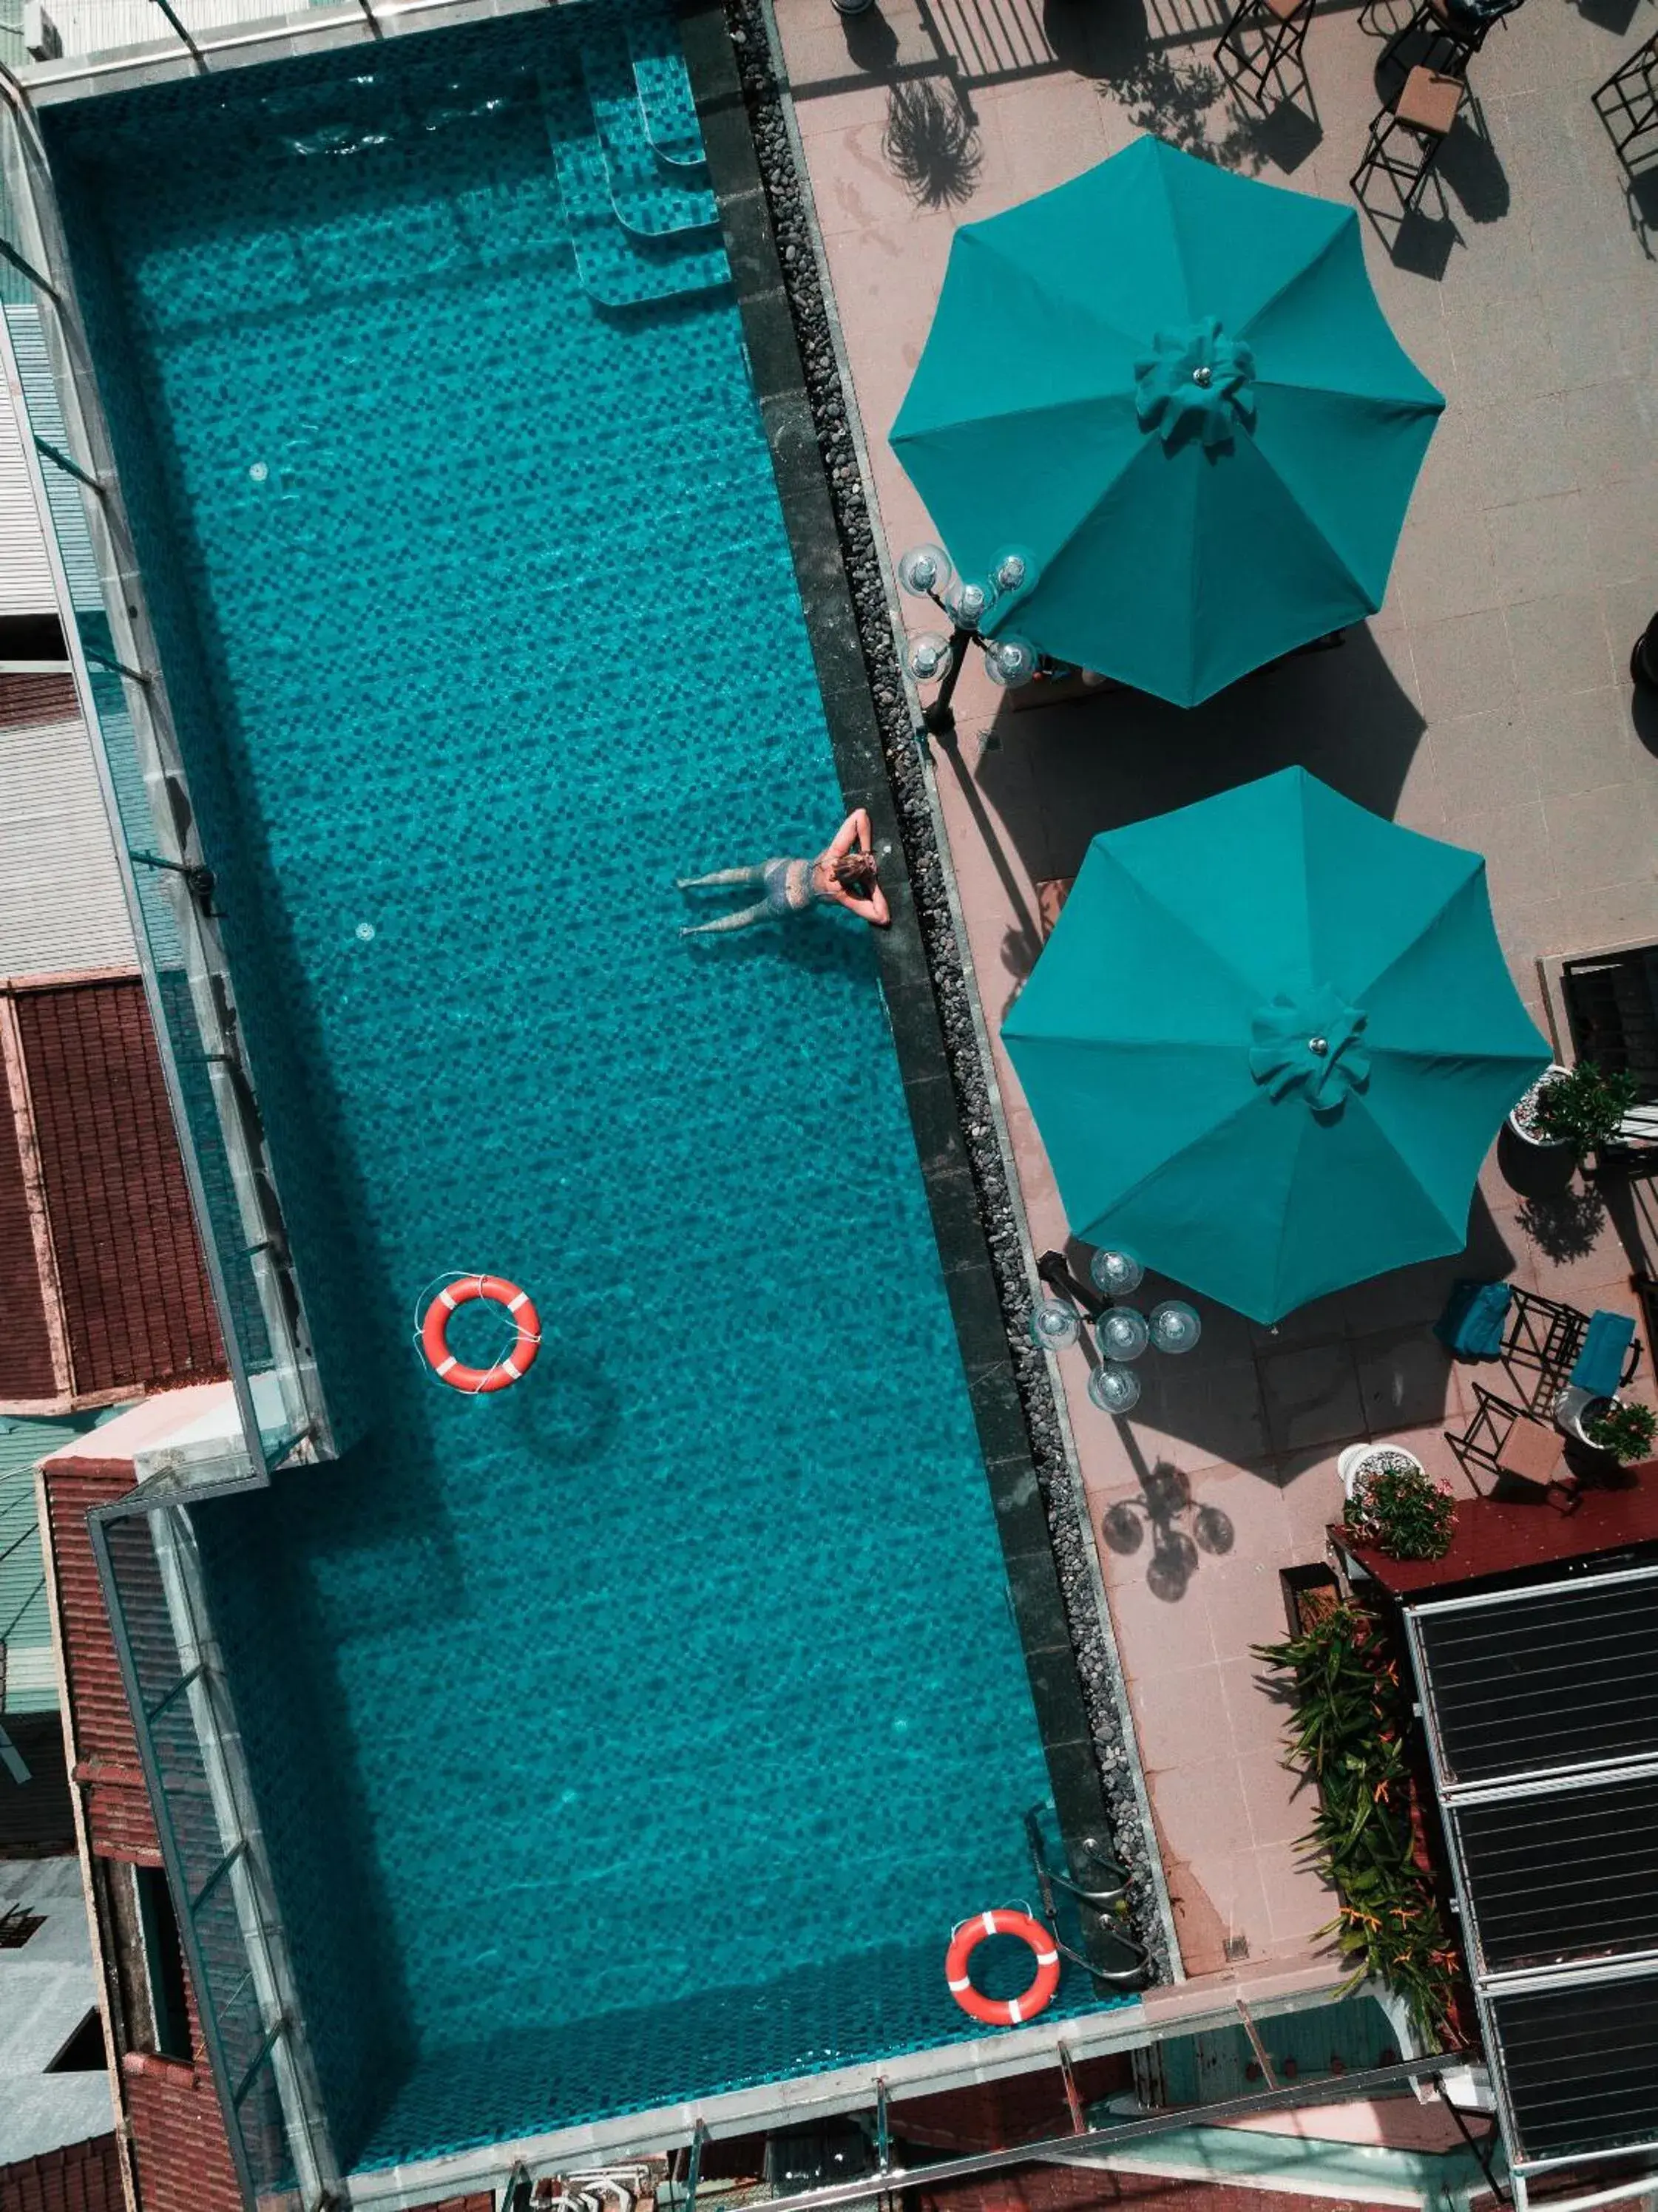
[1456, 1774, 1658, 1972]
[1418, 1580, 1658, 1784]
[1492, 1975, 1658, 2160]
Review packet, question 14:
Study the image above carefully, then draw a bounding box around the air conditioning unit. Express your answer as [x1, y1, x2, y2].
[23, 3, 64, 60]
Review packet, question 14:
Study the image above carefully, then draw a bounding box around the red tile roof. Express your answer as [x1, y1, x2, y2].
[1, 977, 226, 1409]
[0, 1053, 58, 1398]
[0, 2132, 124, 2212]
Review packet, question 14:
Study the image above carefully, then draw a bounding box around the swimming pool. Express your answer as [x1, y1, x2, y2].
[43, 0, 1112, 2174]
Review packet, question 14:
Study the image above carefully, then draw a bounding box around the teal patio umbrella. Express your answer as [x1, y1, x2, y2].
[1002, 770, 1550, 1324]
[891, 137, 1444, 708]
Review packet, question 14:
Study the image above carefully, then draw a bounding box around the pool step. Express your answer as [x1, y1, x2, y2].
[579, 35, 718, 237]
[627, 18, 708, 169]
[543, 73, 728, 309]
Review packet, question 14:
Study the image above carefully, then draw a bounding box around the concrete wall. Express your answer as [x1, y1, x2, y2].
[0, 1853, 115, 2165]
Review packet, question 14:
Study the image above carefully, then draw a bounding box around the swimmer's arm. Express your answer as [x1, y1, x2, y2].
[826, 808, 872, 862]
[842, 881, 891, 926]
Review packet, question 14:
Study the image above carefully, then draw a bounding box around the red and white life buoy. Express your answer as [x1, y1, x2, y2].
[944, 1908, 1061, 2026]
[419, 1274, 541, 1394]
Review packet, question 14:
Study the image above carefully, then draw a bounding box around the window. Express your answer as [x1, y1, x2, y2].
[0, 1904, 45, 1947]
[48, 2009, 107, 2071]
[134, 1864, 192, 2062]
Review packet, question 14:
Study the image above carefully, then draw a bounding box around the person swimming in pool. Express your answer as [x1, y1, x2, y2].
[677, 807, 891, 934]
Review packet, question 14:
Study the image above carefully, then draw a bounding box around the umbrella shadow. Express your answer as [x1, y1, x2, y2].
[975, 623, 1427, 895]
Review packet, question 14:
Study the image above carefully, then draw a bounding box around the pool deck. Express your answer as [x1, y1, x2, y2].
[771, 0, 1658, 1984]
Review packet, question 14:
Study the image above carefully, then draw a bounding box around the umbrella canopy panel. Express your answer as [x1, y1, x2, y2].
[892, 137, 1445, 707]
[1001, 770, 1550, 1323]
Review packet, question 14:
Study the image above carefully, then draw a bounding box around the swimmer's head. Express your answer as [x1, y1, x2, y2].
[831, 850, 879, 887]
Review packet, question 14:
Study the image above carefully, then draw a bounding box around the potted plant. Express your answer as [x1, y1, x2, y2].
[1509, 1060, 1640, 1161]
[1581, 1399, 1658, 1465]
[1339, 1449, 1456, 1561]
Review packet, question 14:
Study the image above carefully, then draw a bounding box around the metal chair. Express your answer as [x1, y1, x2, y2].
[1501, 1286, 1591, 1400]
[1447, 1384, 1580, 1509]
[1381, 0, 1521, 78]
[1594, 31, 1658, 172]
[1214, 0, 1316, 105]
[1351, 65, 1466, 217]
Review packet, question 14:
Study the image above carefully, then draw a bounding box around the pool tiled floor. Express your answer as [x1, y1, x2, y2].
[776, 0, 1658, 1983]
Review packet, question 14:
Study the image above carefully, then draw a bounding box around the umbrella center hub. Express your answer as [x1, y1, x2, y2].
[1250, 986, 1370, 1114]
[1134, 316, 1257, 453]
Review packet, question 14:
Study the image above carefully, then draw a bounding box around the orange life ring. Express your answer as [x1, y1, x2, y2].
[945, 1908, 1061, 2026]
[419, 1274, 541, 1394]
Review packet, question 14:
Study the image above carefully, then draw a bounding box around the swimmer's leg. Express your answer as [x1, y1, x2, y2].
[680, 900, 773, 936]
[676, 865, 768, 889]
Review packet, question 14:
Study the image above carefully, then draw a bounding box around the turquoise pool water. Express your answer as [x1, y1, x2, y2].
[46, 4, 1103, 2171]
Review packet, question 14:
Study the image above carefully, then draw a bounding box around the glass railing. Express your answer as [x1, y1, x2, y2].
[90, 1492, 336, 2211]
[0, 88, 328, 1477]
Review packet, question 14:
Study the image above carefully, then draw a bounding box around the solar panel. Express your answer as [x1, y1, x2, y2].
[1491, 1974, 1658, 2161]
[1455, 1774, 1658, 1972]
[1407, 1568, 1658, 2182]
[1415, 1577, 1658, 1785]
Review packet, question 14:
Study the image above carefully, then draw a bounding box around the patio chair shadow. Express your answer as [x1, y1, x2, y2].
[1575, 0, 1644, 34]
[1435, 112, 1511, 223]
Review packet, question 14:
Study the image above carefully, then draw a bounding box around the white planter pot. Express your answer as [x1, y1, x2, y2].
[1339, 1442, 1426, 1501]
[1555, 1385, 1614, 1447]
[1508, 1063, 1571, 1148]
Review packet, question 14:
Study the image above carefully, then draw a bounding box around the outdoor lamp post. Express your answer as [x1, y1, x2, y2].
[898, 542, 1041, 736]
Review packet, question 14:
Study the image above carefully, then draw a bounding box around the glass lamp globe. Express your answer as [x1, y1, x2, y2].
[1029, 1298, 1080, 1352]
[1089, 1246, 1144, 1297]
[989, 546, 1037, 597]
[906, 632, 954, 684]
[1089, 1362, 1142, 1414]
[943, 577, 990, 631]
[1097, 1306, 1150, 1362]
[897, 543, 950, 598]
[1150, 1300, 1202, 1354]
[984, 635, 1039, 689]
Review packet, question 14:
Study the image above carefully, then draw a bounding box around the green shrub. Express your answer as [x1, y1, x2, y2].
[1533, 1062, 1640, 1161]
[1253, 1603, 1455, 2038]
[1340, 1454, 1456, 1561]
[1583, 1399, 1658, 1465]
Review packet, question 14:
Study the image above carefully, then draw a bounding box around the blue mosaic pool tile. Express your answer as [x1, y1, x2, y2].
[544, 69, 727, 305]
[580, 33, 718, 235]
[628, 18, 708, 169]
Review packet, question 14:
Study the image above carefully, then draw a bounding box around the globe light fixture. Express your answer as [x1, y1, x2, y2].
[1029, 1297, 1081, 1352]
[943, 577, 990, 631]
[1097, 1306, 1150, 1362]
[906, 632, 954, 684]
[898, 543, 951, 598]
[1089, 1246, 1145, 1297]
[1150, 1300, 1202, 1354]
[896, 540, 1045, 736]
[1089, 1362, 1142, 1414]
[990, 546, 1035, 597]
[984, 634, 1040, 689]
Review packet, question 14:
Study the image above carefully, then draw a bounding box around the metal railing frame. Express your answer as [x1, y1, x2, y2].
[0, 87, 331, 1476]
[88, 1491, 342, 2210]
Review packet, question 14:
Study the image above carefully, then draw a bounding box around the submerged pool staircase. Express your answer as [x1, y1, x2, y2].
[544, 16, 729, 310]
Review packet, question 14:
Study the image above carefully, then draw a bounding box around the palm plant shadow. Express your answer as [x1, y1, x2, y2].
[882, 78, 984, 208]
